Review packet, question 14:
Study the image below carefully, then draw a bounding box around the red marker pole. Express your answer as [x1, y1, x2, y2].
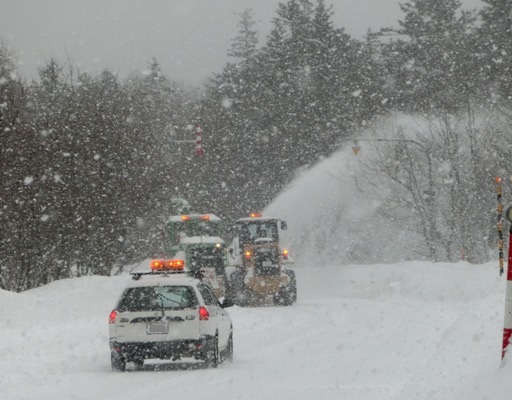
[194, 123, 205, 156]
[503, 204, 512, 360]
[503, 230, 512, 359]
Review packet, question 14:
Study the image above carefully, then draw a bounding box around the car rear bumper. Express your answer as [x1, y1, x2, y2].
[110, 338, 206, 361]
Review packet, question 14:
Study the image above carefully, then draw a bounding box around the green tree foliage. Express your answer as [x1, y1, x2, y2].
[478, 0, 512, 98]
[199, 0, 388, 218]
[227, 9, 259, 60]
[0, 53, 195, 290]
[376, 0, 481, 111]
[0, 43, 32, 290]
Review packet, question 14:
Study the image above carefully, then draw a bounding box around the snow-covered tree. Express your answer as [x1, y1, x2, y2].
[378, 0, 480, 111]
[478, 0, 512, 98]
[227, 9, 259, 61]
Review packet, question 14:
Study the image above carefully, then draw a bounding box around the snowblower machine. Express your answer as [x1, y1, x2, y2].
[226, 212, 296, 306]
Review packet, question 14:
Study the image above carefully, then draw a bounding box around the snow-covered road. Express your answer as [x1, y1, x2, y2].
[1, 261, 509, 400]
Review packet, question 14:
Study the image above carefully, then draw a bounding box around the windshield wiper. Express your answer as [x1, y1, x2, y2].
[153, 290, 166, 316]
[154, 290, 183, 314]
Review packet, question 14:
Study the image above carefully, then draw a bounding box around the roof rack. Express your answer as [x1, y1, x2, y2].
[130, 270, 204, 281]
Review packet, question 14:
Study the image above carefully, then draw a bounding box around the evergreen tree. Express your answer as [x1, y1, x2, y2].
[0, 43, 32, 290]
[200, 0, 390, 217]
[227, 9, 259, 61]
[479, 0, 512, 98]
[123, 59, 194, 257]
[378, 0, 480, 111]
[70, 70, 133, 275]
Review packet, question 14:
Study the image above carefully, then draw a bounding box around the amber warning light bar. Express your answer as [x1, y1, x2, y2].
[181, 214, 210, 221]
[150, 259, 185, 271]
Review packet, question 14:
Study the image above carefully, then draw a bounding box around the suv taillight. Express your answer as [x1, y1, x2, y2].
[199, 306, 209, 321]
[109, 309, 118, 324]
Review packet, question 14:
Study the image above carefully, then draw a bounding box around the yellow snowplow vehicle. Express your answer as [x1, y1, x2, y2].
[227, 212, 296, 306]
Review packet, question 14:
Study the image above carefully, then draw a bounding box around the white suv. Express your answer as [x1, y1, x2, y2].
[109, 260, 234, 371]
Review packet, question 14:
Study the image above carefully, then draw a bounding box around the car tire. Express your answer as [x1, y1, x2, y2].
[205, 336, 219, 368]
[111, 352, 126, 372]
[224, 333, 234, 362]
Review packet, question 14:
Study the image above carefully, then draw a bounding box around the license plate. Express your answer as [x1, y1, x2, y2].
[146, 321, 168, 334]
[262, 261, 273, 267]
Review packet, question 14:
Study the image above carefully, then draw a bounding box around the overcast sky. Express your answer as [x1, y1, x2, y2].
[1, 0, 483, 85]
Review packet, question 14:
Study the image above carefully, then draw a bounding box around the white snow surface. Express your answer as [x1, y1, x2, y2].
[2, 260, 512, 400]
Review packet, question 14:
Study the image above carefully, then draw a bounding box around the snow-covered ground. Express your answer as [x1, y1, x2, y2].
[2, 259, 511, 400]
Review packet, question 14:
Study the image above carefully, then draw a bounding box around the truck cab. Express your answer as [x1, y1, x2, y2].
[164, 214, 230, 301]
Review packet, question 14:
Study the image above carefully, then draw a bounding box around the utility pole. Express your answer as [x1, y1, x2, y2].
[352, 138, 436, 261]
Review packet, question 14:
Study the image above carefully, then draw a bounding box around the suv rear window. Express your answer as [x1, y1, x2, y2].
[117, 286, 197, 311]
[197, 283, 217, 305]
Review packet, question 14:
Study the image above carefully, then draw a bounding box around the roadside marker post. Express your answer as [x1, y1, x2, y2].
[195, 123, 205, 156]
[502, 225, 512, 360]
[171, 122, 205, 157]
[502, 202, 512, 360]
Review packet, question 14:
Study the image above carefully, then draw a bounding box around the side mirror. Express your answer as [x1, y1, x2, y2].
[280, 221, 287, 230]
[221, 298, 235, 308]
